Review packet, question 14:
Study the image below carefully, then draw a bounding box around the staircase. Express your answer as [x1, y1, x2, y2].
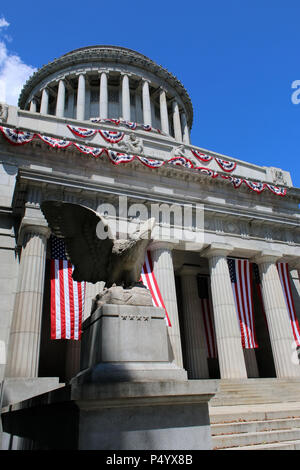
[209, 379, 300, 450]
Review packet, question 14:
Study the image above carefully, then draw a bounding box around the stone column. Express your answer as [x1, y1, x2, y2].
[254, 251, 300, 378]
[159, 88, 169, 134]
[181, 112, 190, 145]
[76, 73, 86, 121]
[149, 242, 183, 367]
[55, 79, 65, 118]
[99, 71, 108, 119]
[142, 80, 152, 126]
[29, 99, 37, 113]
[40, 88, 49, 115]
[5, 224, 50, 378]
[122, 74, 131, 121]
[179, 266, 209, 379]
[172, 100, 183, 142]
[203, 243, 247, 379]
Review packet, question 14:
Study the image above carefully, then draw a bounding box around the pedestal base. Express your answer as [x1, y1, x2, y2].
[1, 380, 218, 450]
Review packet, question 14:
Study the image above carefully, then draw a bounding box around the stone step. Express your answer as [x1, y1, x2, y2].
[224, 439, 300, 450]
[210, 408, 300, 424]
[212, 428, 300, 449]
[211, 417, 300, 435]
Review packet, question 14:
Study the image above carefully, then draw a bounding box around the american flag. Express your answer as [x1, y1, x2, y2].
[277, 262, 300, 346]
[140, 251, 171, 327]
[197, 275, 217, 358]
[228, 258, 258, 349]
[50, 235, 85, 340]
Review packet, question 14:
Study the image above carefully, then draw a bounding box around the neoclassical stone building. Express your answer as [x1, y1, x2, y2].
[0, 45, 300, 449]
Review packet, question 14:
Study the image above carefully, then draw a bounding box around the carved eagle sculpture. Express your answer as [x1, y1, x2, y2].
[41, 201, 155, 287]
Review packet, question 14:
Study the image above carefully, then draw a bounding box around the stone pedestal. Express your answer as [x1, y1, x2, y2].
[74, 304, 187, 383]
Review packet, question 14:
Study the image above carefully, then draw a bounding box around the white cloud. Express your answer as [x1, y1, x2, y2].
[0, 17, 9, 28]
[0, 17, 36, 106]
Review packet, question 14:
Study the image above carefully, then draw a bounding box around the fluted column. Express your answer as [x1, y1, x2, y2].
[150, 242, 183, 367]
[159, 88, 169, 134]
[181, 112, 190, 145]
[172, 100, 183, 142]
[40, 88, 49, 114]
[203, 243, 247, 379]
[179, 266, 209, 378]
[99, 71, 108, 119]
[142, 80, 152, 126]
[122, 73, 131, 121]
[254, 251, 300, 378]
[29, 99, 37, 113]
[55, 79, 65, 118]
[5, 225, 50, 378]
[76, 73, 86, 120]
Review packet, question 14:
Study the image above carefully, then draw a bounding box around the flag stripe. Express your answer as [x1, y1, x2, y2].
[277, 262, 300, 346]
[140, 251, 171, 327]
[228, 258, 258, 349]
[50, 237, 85, 340]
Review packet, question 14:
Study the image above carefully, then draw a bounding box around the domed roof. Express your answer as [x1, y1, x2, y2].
[18, 45, 193, 127]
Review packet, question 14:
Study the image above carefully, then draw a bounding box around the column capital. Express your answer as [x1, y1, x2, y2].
[98, 69, 109, 75]
[148, 240, 175, 252]
[253, 250, 283, 265]
[75, 71, 86, 77]
[18, 218, 51, 245]
[201, 243, 234, 259]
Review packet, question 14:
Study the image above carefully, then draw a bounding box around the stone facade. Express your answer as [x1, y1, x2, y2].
[0, 45, 300, 449]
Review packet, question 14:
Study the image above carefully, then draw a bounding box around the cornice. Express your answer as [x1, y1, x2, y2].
[18, 45, 193, 127]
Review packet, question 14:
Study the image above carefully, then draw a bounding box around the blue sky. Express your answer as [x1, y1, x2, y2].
[0, 0, 299, 187]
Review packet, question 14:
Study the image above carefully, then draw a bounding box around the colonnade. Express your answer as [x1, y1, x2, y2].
[28, 72, 190, 143]
[5, 233, 300, 380]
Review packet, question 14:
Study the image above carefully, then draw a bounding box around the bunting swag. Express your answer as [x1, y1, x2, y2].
[38, 135, 72, 148]
[73, 143, 105, 158]
[195, 167, 218, 178]
[244, 180, 266, 194]
[277, 263, 300, 346]
[140, 251, 171, 327]
[67, 125, 97, 139]
[215, 157, 237, 173]
[228, 258, 258, 349]
[0, 126, 288, 197]
[50, 236, 85, 340]
[106, 150, 135, 165]
[137, 156, 165, 168]
[191, 149, 213, 162]
[168, 156, 194, 168]
[198, 276, 217, 359]
[99, 130, 125, 143]
[0, 126, 35, 145]
[221, 175, 244, 188]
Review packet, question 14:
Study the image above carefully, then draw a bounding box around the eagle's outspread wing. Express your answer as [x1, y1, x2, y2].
[41, 201, 114, 283]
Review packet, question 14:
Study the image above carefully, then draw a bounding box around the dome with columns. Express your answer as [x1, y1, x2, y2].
[18, 45, 193, 144]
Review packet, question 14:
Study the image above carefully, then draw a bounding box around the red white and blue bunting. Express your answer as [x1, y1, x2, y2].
[99, 130, 125, 144]
[215, 157, 237, 173]
[0, 126, 35, 145]
[195, 166, 218, 178]
[137, 156, 165, 168]
[106, 150, 135, 165]
[67, 125, 97, 139]
[191, 149, 213, 162]
[73, 143, 105, 158]
[168, 156, 194, 169]
[38, 134, 72, 148]
[0, 126, 287, 197]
